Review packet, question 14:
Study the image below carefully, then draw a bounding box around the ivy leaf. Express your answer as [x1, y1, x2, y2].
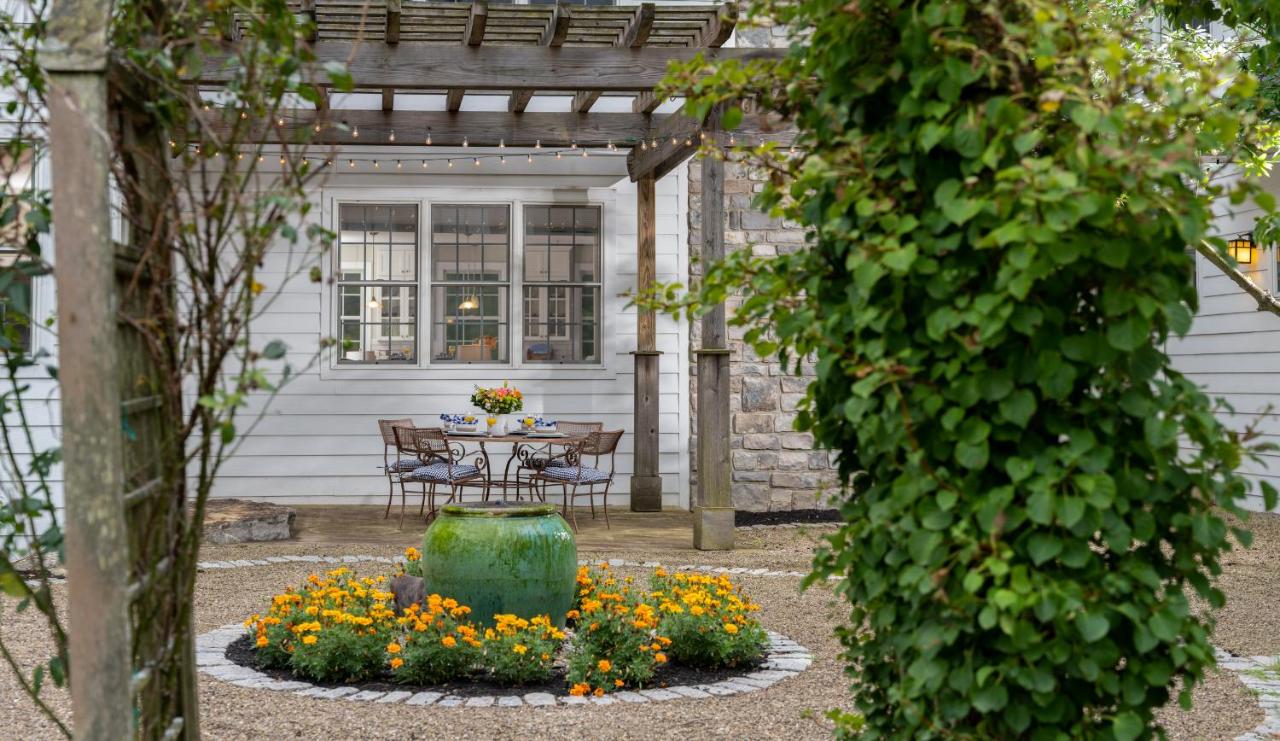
[1076, 612, 1110, 642]
[1026, 533, 1062, 565]
[1106, 315, 1148, 351]
[998, 389, 1036, 428]
[955, 440, 989, 470]
[1112, 712, 1143, 741]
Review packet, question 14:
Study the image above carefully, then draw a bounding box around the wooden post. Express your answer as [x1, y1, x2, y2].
[631, 173, 662, 511]
[42, 0, 133, 735]
[693, 105, 733, 549]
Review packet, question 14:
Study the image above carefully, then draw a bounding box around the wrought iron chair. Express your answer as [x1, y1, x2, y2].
[377, 418, 420, 519]
[514, 420, 604, 501]
[394, 426, 486, 526]
[533, 429, 624, 530]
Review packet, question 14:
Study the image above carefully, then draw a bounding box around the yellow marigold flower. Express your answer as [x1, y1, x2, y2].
[569, 682, 590, 697]
[654, 652, 667, 664]
[513, 644, 528, 655]
[405, 547, 421, 561]
[658, 636, 671, 647]
[597, 659, 612, 673]
[485, 628, 496, 640]
[442, 597, 458, 610]
[655, 567, 667, 578]
[255, 636, 269, 648]
[442, 635, 457, 648]
[390, 657, 404, 670]
[565, 610, 581, 620]
[541, 653, 551, 661]
[690, 606, 705, 616]
[302, 635, 318, 645]
[387, 642, 402, 654]
[724, 623, 739, 634]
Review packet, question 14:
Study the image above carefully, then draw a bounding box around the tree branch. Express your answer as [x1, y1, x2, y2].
[1196, 238, 1280, 316]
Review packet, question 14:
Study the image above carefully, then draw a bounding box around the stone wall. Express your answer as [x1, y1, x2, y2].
[687, 161, 839, 512]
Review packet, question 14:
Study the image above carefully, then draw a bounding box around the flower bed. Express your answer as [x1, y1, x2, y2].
[241, 554, 769, 696]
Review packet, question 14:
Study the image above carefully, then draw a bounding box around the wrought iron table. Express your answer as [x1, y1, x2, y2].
[443, 431, 584, 502]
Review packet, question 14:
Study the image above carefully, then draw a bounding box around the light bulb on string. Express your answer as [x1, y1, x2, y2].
[555, 151, 562, 160]
[670, 136, 678, 145]
[313, 122, 322, 133]
[526, 153, 533, 163]
[729, 133, 736, 146]
[421, 160, 429, 169]
[276, 116, 285, 127]
[462, 136, 469, 148]
[389, 130, 397, 143]
[352, 124, 360, 139]
[349, 159, 356, 168]
[279, 155, 286, 165]
[499, 139, 505, 149]
[203, 102, 211, 111]
[448, 159, 455, 168]
[570, 141, 577, 149]
[684, 137, 692, 146]
[396, 160, 403, 169]
[425, 129, 433, 146]
[651, 138, 659, 149]
[237, 152, 244, 160]
[473, 157, 480, 167]
[640, 140, 648, 151]
[325, 159, 333, 167]
[240, 110, 248, 120]
[607, 140, 616, 152]
[534, 139, 542, 149]
[500, 155, 507, 165]
[257, 154, 264, 163]
[581, 149, 588, 158]
[373, 160, 380, 169]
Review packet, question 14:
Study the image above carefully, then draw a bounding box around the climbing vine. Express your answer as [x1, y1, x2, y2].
[653, 0, 1280, 737]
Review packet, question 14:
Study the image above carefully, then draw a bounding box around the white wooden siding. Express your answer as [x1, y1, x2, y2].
[1169, 167, 1280, 512]
[207, 167, 692, 508]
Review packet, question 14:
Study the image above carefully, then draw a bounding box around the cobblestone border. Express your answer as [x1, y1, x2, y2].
[196, 626, 811, 707]
[194, 555, 813, 707]
[1220, 649, 1280, 740]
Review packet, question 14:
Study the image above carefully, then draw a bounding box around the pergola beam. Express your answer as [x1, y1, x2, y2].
[633, 91, 662, 115]
[627, 111, 795, 182]
[194, 44, 784, 91]
[211, 109, 791, 151]
[699, 1, 738, 47]
[510, 2, 571, 113]
[385, 0, 401, 43]
[574, 2, 655, 114]
[448, 1, 488, 114]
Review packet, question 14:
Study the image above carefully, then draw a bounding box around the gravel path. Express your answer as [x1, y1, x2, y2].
[3, 514, 1279, 739]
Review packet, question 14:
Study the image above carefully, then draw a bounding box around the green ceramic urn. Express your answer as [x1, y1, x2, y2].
[421, 502, 577, 627]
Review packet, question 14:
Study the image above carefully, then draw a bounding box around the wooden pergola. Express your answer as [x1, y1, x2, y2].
[199, 0, 789, 547]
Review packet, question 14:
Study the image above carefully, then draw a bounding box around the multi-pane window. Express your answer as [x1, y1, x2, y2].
[522, 205, 601, 364]
[430, 205, 510, 363]
[336, 203, 418, 363]
[0, 148, 35, 353]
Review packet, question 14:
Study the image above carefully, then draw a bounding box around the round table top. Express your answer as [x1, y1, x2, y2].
[442, 431, 584, 443]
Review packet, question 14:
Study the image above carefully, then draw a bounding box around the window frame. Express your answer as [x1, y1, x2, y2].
[332, 200, 422, 365]
[427, 203, 513, 365]
[321, 187, 616, 378]
[520, 203, 604, 365]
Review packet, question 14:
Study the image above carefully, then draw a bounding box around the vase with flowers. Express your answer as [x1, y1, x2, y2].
[470, 382, 524, 435]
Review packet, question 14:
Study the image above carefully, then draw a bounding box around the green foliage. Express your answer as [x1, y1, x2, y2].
[480, 614, 564, 685]
[290, 621, 392, 684]
[649, 570, 768, 670]
[654, 0, 1280, 737]
[389, 597, 483, 685]
[565, 565, 666, 694]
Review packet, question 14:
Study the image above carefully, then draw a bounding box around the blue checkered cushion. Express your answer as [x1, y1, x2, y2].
[408, 462, 481, 483]
[384, 458, 423, 473]
[544, 456, 571, 468]
[539, 465, 610, 484]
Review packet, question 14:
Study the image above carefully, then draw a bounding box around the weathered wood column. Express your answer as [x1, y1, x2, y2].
[693, 105, 733, 549]
[43, 0, 133, 736]
[631, 173, 663, 511]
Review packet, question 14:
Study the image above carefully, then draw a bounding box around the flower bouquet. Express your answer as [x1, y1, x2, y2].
[470, 382, 524, 415]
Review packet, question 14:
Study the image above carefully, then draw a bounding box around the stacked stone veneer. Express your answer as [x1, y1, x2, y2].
[687, 159, 839, 513]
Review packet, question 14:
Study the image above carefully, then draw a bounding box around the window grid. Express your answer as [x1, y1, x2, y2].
[430, 204, 511, 363]
[521, 205, 601, 364]
[335, 203, 419, 364]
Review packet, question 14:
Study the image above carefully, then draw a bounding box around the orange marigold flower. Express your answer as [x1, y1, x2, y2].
[597, 659, 612, 673]
[593, 688, 605, 697]
[565, 610, 581, 620]
[387, 642, 402, 654]
[569, 682, 590, 697]
[255, 636, 269, 648]
[441, 635, 457, 648]
[513, 644, 529, 655]
[654, 652, 667, 664]
[614, 678, 624, 688]
[724, 623, 739, 635]
[302, 635, 318, 646]
[390, 657, 404, 670]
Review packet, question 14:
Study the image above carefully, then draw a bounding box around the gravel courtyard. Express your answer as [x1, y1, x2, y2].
[2, 511, 1278, 740]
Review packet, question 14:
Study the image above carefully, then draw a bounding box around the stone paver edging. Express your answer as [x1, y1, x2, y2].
[194, 554, 812, 707]
[196, 625, 811, 708]
[1220, 649, 1280, 740]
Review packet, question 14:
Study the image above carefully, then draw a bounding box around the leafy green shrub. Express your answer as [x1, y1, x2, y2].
[655, 0, 1280, 737]
[481, 614, 565, 685]
[565, 566, 666, 695]
[650, 569, 768, 669]
[388, 596, 482, 685]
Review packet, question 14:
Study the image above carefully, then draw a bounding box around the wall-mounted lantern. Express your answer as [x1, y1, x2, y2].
[1228, 233, 1257, 264]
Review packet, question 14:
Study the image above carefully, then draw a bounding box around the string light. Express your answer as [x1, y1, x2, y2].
[388, 130, 396, 143]
[349, 159, 356, 168]
[373, 160, 380, 169]
[684, 137, 693, 146]
[421, 160, 429, 169]
[313, 122, 322, 133]
[581, 149, 588, 158]
[499, 139, 505, 149]
[640, 140, 648, 151]
[607, 140, 616, 152]
[729, 133, 736, 146]
[240, 110, 248, 120]
[396, 159, 403, 169]
[276, 116, 285, 127]
[237, 152, 244, 160]
[425, 129, 433, 146]
[651, 138, 659, 149]
[473, 157, 480, 167]
[462, 136, 469, 148]
[352, 124, 360, 139]
[257, 154, 264, 163]
[279, 155, 286, 165]
[203, 102, 211, 111]
[555, 151, 562, 160]
[527, 153, 533, 163]
[448, 159, 455, 168]
[670, 136, 678, 145]
[326, 159, 333, 167]
[570, 141, 577, 149]
[500, 155, 507, 165]
[534, 139, 542, 149]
